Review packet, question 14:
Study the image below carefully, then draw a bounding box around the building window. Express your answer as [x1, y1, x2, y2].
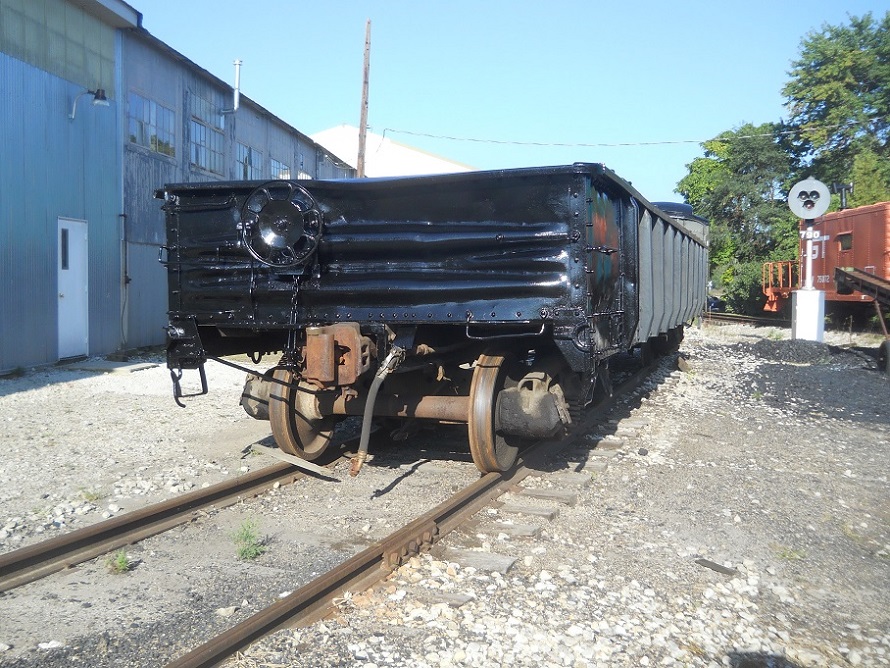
[237, 143, 263, 180]
[128, 92, 175, 157]
[271, 158, 291, 180]
[297, 152, 312, 179]
[837, 232, 853, 251]
[190, 121, 225, 174]
[189, 86, 225, 174]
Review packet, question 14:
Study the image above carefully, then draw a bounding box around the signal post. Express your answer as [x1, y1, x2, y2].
[788, 177, 830, 342]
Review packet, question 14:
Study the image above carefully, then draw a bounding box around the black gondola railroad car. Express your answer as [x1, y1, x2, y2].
[157, 163, 708, 473]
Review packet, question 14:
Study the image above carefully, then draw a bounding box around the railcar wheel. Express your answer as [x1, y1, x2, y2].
[268, 368, 336, 460]
[468, 353, 522, 473]
[652, 326, 683, 356]
[639, 341, 655, 367]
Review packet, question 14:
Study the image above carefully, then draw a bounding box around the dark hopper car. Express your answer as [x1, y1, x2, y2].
[157, 163, 708, 473]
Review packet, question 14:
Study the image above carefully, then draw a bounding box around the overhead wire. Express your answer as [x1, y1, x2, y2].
[378, 118, 878, 150]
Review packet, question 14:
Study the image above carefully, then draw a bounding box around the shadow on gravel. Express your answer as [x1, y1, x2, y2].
[0, 367, 99, 398]
[727, 651, 804, 668]
[370, 459, 431, 498]
[0, 352, 166, 398]
[738, 339, 889, 429]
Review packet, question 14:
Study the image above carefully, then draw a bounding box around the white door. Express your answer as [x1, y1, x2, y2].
[58, 217, 89, 359]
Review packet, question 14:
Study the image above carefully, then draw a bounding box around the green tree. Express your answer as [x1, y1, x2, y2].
[677, 12, 890, 312]
[677, 123, 797, 264]
[848, 147, 890, 207]
[677, 124, 799, 312]
[723, 262, 769, 316]
[782, 12, 890, 188]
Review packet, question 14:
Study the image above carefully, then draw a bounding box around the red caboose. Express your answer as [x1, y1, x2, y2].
[763, 201, 890, 318]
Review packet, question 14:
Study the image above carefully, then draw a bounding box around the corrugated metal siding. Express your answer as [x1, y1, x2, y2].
[0, 55, 38, 371]
[124, 152, 179, 245]
[121, 35, 179, 349]
[0, 53, 121, 371]
[124, 241, 168, 348]
[0, 0, 115, 97]
[633, 208, 708, 345]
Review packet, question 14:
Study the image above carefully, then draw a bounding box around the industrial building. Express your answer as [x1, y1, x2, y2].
[311, 124, 474, 177]
[0, 0, 354, 373]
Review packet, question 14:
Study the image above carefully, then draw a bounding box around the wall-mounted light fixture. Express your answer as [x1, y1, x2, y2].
[69, 88, 110, 120]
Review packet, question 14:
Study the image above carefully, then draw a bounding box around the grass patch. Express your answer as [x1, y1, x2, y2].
[841, 524, 863, 541]
[682, 640, 709, 660]
[79, 487, 102, 503]
[106, 550, 132, 574]
[232, 519, 267, 561]
[775, 546, 806, 561]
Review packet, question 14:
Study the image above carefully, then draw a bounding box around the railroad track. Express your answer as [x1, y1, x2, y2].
[0, 350, 667, 667]
[702, 311, 790, 327]
[164, 357, 660, 668]
[0, 462, 307, 593]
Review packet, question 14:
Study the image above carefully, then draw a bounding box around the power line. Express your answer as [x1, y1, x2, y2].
[378, 119, 874, 150]
[381, 127, 706, 148]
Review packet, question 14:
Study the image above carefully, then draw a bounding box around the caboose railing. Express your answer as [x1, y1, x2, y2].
[762, 260, 798, 312]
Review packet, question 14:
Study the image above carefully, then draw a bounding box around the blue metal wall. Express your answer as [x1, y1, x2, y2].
[119, 34, 180, 347]
[0, 53, 121, 371]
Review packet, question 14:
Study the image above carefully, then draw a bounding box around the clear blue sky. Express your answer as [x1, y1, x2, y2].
[141, 1, 888, 203]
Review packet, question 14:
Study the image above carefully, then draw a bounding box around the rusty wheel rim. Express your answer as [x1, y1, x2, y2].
[268, 368, 335, 461]
[467, 353, 519, 473]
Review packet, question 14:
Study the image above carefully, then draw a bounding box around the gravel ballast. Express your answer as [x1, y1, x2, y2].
[0, 324, 887, 667]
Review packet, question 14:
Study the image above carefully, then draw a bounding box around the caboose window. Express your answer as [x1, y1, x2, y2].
[837, 232, 853, 251]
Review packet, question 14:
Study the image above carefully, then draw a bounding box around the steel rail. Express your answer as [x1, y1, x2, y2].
[165, 359, 655, 668]
[165, 467, 522, 668]
[0, 462, 305, 593]
[702, 311, 790, 327]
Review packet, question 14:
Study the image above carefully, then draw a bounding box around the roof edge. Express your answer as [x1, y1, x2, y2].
[68, 0, 142, 29]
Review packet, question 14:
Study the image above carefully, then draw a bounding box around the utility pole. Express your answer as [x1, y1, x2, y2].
[357, 19, 371, 178]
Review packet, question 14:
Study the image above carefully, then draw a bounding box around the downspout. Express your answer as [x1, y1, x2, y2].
[119, 213, 130, 351]
[222, 60, 242, 115]
[115, 29, 128, 355]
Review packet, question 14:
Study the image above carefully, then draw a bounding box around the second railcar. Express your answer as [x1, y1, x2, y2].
[158, 163, 707, 473]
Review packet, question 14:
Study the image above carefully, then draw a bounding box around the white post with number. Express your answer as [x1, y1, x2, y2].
[788, 177, 830, 342]
[803, 226, 815, 290]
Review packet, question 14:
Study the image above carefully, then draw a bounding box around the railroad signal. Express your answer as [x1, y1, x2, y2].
[787, 177, 829, 343]
[788, 177, 830, 220]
